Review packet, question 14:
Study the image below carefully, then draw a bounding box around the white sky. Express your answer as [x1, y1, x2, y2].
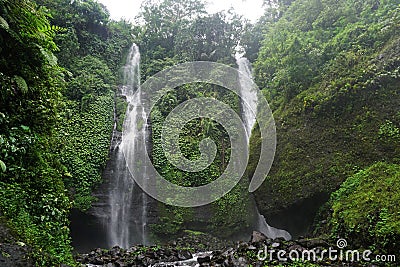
[97, 0, 265, 23]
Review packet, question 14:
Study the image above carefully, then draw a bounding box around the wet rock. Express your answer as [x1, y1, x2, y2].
[197, 255, 211, 264]
[236, 257, 247, 266]
[178, 250, 192, 260]
[115, 260, 127, 267]
[250, 231, 267, 243]
[287, 244, 306, 253]
[296, 238, 329, 249]
[92, 257, 104, 265]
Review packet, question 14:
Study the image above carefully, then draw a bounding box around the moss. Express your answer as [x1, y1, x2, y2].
[328, 162, 400, 254]
[252, 34, 400, 215]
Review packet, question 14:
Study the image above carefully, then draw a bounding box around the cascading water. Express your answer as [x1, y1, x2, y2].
[108, 44, 149, 248]
[237, 57, 292, 241]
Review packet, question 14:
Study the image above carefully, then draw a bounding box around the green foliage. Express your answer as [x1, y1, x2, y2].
[1, 0, 131, 264]
[66, 55, 115, 101]
[254, 0, 400, 107]
[378, 120, 400, 140]
[59, 94, 114, 210]
[151, 204, 190, 236]
[0, 0, 75, 265]
[115, 95, 128, 132]
[0, 183, 73, 265]
[135, 0, 256, 239]
[36, 0, 132, 215]
[150, 79, 253, 237]
[137, 0, 243, 79]
[251, 0, 400, 216]
[329, 162, 400, 254]
[36, 0, 134, 74]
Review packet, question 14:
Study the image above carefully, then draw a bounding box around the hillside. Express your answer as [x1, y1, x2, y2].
[250, 0, 400, 252]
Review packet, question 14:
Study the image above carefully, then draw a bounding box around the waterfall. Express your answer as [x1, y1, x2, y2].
[237, 57, 258, 141]
[108, 44, 148, 248]
[237, 57, 292, 241]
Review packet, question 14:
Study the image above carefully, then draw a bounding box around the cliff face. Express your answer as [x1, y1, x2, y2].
[250, 0, 400, 235]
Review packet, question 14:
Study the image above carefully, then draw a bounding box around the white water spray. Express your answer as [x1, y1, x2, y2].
[237, 57, 291, 241]
[108, 44, 149, 248]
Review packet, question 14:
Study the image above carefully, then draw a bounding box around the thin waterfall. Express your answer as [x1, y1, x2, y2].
[237, 57, 258, 141]
[108, 44, 148, 248]
[237, 57, 292, 241]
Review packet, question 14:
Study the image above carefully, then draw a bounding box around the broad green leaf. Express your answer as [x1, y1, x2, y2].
[38, 45, 58, 66]
[0, 16, 9, 30]
[16, 241, 26, 247]
[20, 125, 30, 131]
[0, 160, 6, 172]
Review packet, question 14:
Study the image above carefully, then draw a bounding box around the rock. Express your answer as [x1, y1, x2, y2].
[167, 255, 179, 262]
[197, 255, 211, 264]
[92, 257, 104, 265]
[237, 257, 247, 266]
[110, 246, 122, 257]
[178, 250, 192, 260]
[296, 238, 329, 249]
[164, 249, 172, 257]
[137, 254, 145, 261]
[145, 251, 157, 259]
[237, 242, 248, 252]
[287, 244, 306, 253]
[115, 260, 127, 267]
[250, 231, 267, 243]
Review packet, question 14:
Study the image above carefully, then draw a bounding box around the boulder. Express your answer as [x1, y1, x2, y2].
[250, 231, 267, 243]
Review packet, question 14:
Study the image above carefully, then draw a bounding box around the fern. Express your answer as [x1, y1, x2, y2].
[38, 25, 66, 37]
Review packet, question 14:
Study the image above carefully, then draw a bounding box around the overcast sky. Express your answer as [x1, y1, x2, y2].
[97, 0, 265, 23]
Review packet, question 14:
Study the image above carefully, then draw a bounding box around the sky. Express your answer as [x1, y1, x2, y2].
[97, 0, 265, 23]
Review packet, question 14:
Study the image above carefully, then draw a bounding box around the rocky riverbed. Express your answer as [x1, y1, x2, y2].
[76, 231, 383, 267]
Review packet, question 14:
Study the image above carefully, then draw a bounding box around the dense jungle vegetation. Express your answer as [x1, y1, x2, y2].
[0, 0, 399, 265]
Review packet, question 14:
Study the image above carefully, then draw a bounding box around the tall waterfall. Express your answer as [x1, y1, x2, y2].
[108, 44, 148, 248]
[237, 57, 292, 241]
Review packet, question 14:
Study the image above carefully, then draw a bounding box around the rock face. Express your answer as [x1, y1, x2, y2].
[250, 231, 267, 243]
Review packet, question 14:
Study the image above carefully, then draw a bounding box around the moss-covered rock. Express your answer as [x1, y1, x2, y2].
[328, 162, 400, 254]
[251, 0, 400, 224]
